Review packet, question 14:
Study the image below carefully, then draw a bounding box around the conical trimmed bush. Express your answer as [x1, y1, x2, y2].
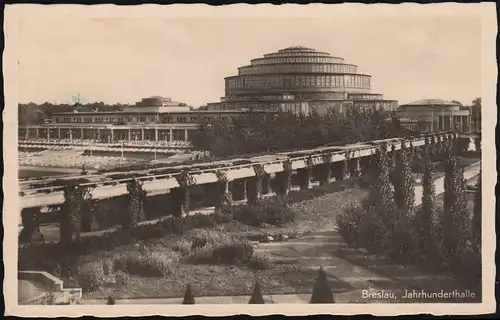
[182, 284, 195, 304]
[106, 295, 115, 305]
[310, 267, 335, 303]
[248, 280, 265, 304]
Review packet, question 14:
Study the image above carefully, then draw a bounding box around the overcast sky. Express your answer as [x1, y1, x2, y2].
[10, 4, 483, 107]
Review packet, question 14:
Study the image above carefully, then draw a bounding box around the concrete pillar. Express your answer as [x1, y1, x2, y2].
[185, 130, 188, 142]
[169, 129, 173, 142]
[36, 127, 39, 139]
[47, 129, 50, 142]
[141, 128, 144, 141]
[97, 128, 101, 140]
[69, 129, 73, 142]
[297, 167, 311, 190]
[57, 127, 61, 139]
[110, 128, 114, 142]
[81, 128, 84, 139]
[155, 128, 158, 141]
[128, 129, 131, 141]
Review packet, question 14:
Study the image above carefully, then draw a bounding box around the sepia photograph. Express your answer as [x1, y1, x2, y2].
[3, 2, 496, 317]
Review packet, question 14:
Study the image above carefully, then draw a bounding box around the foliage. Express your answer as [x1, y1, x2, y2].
[441, 157, 471, 268]
[472, 170, 482, 246]
[124, 179, 147, 231]
[249, 280, 265, 304]
[112, 249, 180, 277]
[414, 159, 437, 255]
[336, 203, 365, 250]
[310, 267, 335, 303]
[212, 241, 255, 264]
[230, 199, 296, 227]
[393, 148, 415, 216]
[106, 296, 116, 305]
[60, 184, 93, 246]
[114, 270, 130, 285]
[190, 107, 404, 157]
[182, 285, 195, 304]
[385, 215, 419, 266]
[247, 254, 273, 270]
[19, 207, 41, 243]
[77, 261, 106, 293]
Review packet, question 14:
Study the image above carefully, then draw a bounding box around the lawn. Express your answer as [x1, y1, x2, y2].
[56, 182, 369, 300]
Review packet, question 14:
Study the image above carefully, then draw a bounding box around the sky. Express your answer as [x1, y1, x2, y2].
[9, 4, 484, 107]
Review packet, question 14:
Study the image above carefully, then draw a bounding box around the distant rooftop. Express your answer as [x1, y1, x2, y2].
[402, 99, 460, 107]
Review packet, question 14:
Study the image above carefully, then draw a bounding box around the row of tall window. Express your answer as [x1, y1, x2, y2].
[239, 64, 357, 75]
[348, 94, 383, 100]
[251, 56, 343, 65]
[226, 75, 371, 90]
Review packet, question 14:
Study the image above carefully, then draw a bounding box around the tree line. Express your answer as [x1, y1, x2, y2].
[190, 108, 417, 157]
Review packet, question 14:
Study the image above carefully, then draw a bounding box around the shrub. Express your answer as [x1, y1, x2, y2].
[114, 270, 130, 285]
[212, 241, 255, 264]
[336, 203, 365, 250]
[182, 284, 195, 304]
[249, 280, 265, 304]
[358, 205, 390, 255]
[77, 261, 106, 293]
[310, 267, 335, 303]
[102, 258, 114, 275]
[232, 200, 296, 227]
[232, 204, 267, 227]
[170, 239, 192, 256]
[246, 254, 272, 270]
[112, 249, 180, 277]
[385, 216, 419, 266]
[106, 296, 115, 305]
[187, 229, 232, 251]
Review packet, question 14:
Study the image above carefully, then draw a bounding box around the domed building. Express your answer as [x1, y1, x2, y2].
[207, 46, 398, 114]
[395, 99, 472, 132]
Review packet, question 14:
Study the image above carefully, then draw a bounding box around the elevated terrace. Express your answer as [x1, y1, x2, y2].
[18, 131, 469, 209]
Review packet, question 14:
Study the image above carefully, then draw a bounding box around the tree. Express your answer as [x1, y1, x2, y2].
[472, 170, 482, 247]
[59, 184, 92, 246]
[442, 157, 470, 267]
[19, 207, 40, 243]
[182, 284, 195, 304]
[393, 147, 415, 217]
[310, 267, 335, 303]
[414, 159, 437, 256]
[106, 296, 116, 305]
[124, 178, 146, 232]
[248, 280, 265, 304]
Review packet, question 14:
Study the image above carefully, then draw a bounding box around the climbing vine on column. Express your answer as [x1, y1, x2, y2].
[19, 207, 41, 243]
[174, 171, 196, 217]
[319, 152, 332, 185]
[124, 178, 147, 232]
[60, 184, 92, 246]
[298, 156, 314, 189]
[248, 164, 265, 205]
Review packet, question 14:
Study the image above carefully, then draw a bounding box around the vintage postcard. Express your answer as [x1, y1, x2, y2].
[3, 3, 496, 317]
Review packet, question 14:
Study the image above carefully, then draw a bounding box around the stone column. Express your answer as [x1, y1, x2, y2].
[155, 128, 158, 141]
[24, 128, 29, 140]
[36, 127, 40, 139]
[128, 129, 131, 141]
[349, 158, 361, 178]
[141, 128, 145, 141]
[97, 128, 101, 140]
[81, 128, 84, 139]
[110, 128, 114, 142]
[185, 130, 189, 142]
[169, 129, 173, 142]
[69, 129, 73, 142]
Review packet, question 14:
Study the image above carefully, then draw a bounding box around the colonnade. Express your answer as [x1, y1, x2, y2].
[19, 127, 192, 143]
